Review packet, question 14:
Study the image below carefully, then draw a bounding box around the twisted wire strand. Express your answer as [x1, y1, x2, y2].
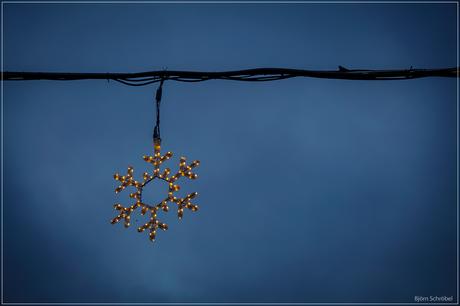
[3, 66, 457, 87]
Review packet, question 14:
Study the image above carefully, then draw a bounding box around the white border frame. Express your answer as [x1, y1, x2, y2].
[0, 1, 458, 305]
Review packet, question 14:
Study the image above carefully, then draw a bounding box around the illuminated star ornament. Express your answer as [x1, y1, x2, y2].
[110, 79, 201, 243]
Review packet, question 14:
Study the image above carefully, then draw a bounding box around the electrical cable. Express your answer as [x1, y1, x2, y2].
[2, 67, 457, 86]
[153, 78, 165, 141]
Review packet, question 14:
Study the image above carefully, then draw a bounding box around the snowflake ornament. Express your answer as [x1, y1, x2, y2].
[111, 139, 200, 242]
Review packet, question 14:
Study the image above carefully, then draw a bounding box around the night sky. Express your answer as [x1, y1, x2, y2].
[2, 2, 458, 303]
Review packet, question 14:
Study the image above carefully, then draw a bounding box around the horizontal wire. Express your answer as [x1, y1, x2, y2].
[114, 78, 163, 86]
[2, 66, 458, 86]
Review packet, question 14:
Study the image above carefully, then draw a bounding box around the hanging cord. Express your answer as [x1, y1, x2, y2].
[153, 78, 165, 143]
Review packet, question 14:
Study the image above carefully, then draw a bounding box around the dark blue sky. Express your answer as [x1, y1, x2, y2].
[2, 2, 458, 303]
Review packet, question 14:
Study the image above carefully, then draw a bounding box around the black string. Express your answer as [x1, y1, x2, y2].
[153, 78, 165, 141]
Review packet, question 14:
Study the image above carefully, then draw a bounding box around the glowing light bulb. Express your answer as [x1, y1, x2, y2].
[191, 160, 200, 168]
[111, 217, 120, 224]
[188, 192, 198, 199]
[159, 223, 168, 230]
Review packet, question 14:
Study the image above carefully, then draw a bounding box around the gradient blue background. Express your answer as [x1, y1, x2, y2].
[2, 2, 458, 303]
